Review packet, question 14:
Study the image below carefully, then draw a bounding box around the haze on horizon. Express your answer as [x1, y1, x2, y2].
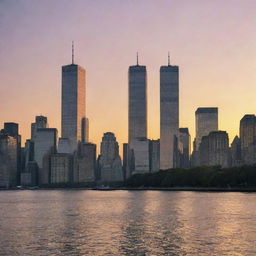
[0, 0, 256, 153]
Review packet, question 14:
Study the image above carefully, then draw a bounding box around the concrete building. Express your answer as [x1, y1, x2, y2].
[82, 117, 89, 143]
[34, 128, 58, 185]
[20, 161, 38, 187]
[230, 136, 242, 167]
[128, 57, 149, 175]
[160, 57, 179, 170]
[179, 128, 191, 168]
[129, 138, 150, 174]
[50, 154, 73, 184]
[195, 107, 218, 150]
[3, 123, 22, 185]
[61, 48, 86, 152]
[98, 132, 123, 182]
[58, 138, 72, 154]
[31, 116, 48, 141]
[0, 134, 17, 188]
[240, 114, 256, 164]
[123, 143, 131, 180]
[128, 59, 147, 143]
[73, 142, 96, 183]
[149, 139, 160, 173]
[199, 131, 229, 167]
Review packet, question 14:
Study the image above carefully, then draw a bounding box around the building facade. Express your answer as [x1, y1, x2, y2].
[73, 142, 96, 183]
[61, 63, 86, 152]
[199, 131, 229, 167]
[98, 132, 123, 182]
[240, 114, 256, 164]
[160, 62, 179, 170]
[195, 108, 218, 150]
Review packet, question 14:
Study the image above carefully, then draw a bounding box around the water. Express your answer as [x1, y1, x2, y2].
[0, 190, 255, 256]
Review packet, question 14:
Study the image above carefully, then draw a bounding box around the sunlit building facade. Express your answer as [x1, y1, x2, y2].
[61, 62, 86, 152]
[160, 62, 179, 170]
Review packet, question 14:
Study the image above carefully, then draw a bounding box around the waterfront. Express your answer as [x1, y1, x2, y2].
[0, 190, 255, 255]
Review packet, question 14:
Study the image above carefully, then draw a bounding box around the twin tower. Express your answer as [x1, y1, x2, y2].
[61, 47, 179, 171]
[128, 55, 179, 171]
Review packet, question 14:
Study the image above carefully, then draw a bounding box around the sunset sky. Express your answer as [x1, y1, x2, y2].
[0, 0, 256, 154]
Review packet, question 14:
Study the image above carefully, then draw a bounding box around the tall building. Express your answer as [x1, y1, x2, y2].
[73, 142, 96, 183]
[160, 55, 179, 170]
[98, 132, 123, 182]
[50, 154, 73, 184]
[230, 136, 242, 167]
[34, 128, 58, 183]
[199, 131, 229, 167]
[0, 133, 17, 188]
[31, 116, 48, 141]
[240, 114, 256, 164]
[128, 55, 149, 174]
[149, 139, 160, 173]
[3, 122, 22, 184]
[179, 128, 191, 168]
[195, 107, 218, 150]
[61, 44, 86, 152]
[128, 55, 147, 143]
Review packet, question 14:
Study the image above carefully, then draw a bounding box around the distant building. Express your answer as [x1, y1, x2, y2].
[58, 138, 72, 154]
[160, 57, 179, 170]
[128, 58, 149, 175]
[24, 139, 34, 166]
[31, 116, 48, 141]
[199, 131, 229, 167]
[230, 136, 242, 167]
[179, 128, 191, 168]
[123, 143, 131, 180]
[98, 132, 123, 182]
[3, 122, 22, 184]
[195, 108, 218, 150]
[0, 134, 17, 188]
[20, 161, 38, 187]
[129, 138, 149, 174]
[50, 154, 73, 184]
[149, 139, 160, 173]
[61, 48, 87, 152]
[240, 114, 256, 164]
[82, 117, 89, 143]
[73, 142, 96, 183]
[34, 128, 58, 184]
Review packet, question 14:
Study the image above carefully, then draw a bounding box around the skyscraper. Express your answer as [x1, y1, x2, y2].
[128, 54, 147, 143]
[61, 43, 86, 152]
[98, 132, 123, 182]
[160, 54, 179, 170]
[128, 54, 149, 174]
[195, 107, 218, 150]
[240, 114, 256, 164]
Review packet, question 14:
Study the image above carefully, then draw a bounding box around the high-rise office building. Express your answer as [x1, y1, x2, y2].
[31, 116, 48, 141]
[240, 114, 256, 164]
[128, 55, 147, 142]
[199, 131, 229, 167]
[195, 107, 218, 150]
[34, 128, 58, 170]
[61, 44, 86, 152]
[0, 133, 17, 188]
[98, 132, 123, 182]
[73, 142, 96, 183]
[179, 128, 191, 168]
[128, 55, 149, 174]
[160, 55, 179, 170]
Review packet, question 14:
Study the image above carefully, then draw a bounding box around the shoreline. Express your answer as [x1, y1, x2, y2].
[1, 187, 256, 192]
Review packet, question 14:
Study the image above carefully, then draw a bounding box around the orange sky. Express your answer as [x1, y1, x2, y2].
[0, 0, 256, 156]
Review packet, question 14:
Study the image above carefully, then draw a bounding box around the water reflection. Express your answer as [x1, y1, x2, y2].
[0, 191, 256, 255]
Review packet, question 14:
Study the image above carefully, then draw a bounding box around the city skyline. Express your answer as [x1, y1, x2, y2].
[1, 0, 256, 154]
